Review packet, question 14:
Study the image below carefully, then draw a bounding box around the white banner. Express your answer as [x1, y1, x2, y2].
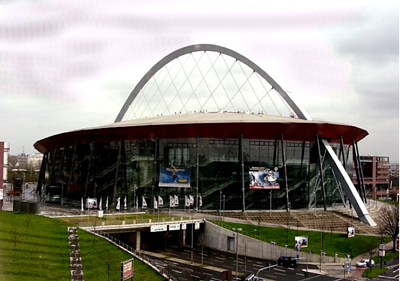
[150, 224, 167, 232]
[169, 195, 175, 207]
[169, 224, 180, 231]
[158, 195, 163, 207]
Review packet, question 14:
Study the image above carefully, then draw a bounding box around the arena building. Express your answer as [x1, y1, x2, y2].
[34, 44, 375, 226]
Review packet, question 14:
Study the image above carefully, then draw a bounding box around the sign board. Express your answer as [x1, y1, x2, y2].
[249, 167, 280, 189]
[195, 222, 200, 230]
[86, 198, 98, 209]
[169, 224, 180, 231]
[121, 258, 133, 281]
[150, 224, 167, 232]
[378, 244, 385, 257]
[181, 223, 187, 230]
[159, 165, 191, 188]
[0, 188, 3, 200]
[347, 226, 355, 238]
[295, 236, 308, 249]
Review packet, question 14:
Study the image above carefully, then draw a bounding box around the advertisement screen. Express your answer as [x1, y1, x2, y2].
[121, 258, 134, 280]
[86, 198, 98, 209]
[249, 167, 280, 189]
[295, 236, 308, 249]
[159, 165, 191, 188]
[347, 226, 355, 238]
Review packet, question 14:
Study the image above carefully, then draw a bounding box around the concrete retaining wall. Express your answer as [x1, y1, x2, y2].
[204, 220, 344, 264]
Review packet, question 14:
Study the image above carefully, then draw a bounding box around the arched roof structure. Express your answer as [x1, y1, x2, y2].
[115, 44, 312, 122]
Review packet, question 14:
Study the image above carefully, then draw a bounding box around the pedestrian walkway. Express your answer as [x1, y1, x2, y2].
[315, 241, 395, 280]
[68, 227, 84, 280]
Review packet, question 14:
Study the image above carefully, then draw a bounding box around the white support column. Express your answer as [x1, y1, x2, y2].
[136, 231, 141, 250]
[321, 139, 376, 226]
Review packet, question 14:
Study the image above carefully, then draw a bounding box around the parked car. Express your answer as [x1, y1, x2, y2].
[277, 256, 297, 267]
[356, 259, 375, 267]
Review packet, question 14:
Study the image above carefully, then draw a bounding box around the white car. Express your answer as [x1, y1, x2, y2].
[356, 259, 375, 267]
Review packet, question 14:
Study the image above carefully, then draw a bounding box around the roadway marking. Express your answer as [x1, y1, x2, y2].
[172, 269, 182, 274]
[376, 276, 398, 280]
[274, 268, 285, 272]
[215, 256, 225, 261]
[299, 274, 324, 281]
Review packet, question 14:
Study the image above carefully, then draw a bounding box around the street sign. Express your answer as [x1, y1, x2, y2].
[378, 244, 385, 257]
[121, 258, 134, 281]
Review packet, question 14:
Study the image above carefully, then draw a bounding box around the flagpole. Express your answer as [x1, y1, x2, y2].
[80, 197, 83, 226]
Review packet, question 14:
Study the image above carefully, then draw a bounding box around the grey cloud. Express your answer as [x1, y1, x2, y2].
[332, 7, 399, 66]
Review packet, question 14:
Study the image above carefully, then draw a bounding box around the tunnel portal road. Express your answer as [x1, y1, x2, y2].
[144, 246, 346, 281]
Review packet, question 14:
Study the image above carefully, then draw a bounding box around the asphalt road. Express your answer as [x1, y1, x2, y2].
[147, 246, 347, 281]
[370, 263, 399, 281]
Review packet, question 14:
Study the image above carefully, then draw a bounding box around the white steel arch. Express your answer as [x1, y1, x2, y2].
[115, 44, 311, 122]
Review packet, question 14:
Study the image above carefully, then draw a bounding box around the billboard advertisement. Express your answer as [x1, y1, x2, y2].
[86, 198, 98, 209]
[295, 236, 308, 250]
[159, 165, 191, 188]
[347, 226, 355, 238]
[121, 258, 134, 281]
[249, 167, 280, 189]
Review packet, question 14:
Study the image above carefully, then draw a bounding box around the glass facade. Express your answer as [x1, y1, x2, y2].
[40, 137, 353, 211]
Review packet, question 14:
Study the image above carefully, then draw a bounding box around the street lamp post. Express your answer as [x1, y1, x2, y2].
[269, 190, 272, 216]
[220, 191, 222, 215]
[223, 195, 225, 221]
[256, 264, 277, 278]
[233, 228, 242, 280]
[316, 215, 324, 272]
[190, 214, 194, 264]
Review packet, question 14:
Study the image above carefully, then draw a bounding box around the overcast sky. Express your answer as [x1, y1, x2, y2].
[0, 0, 398, 162]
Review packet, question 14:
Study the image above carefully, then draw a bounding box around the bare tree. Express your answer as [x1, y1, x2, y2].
[103, 249, 115, 281]
[378, 205, 399, 253]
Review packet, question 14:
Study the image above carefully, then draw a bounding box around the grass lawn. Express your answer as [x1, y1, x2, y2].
[212, 221, 388, 258]
[0, 211, 164, 281]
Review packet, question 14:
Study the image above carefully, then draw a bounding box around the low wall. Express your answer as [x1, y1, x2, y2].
[204, 220, 344, 264]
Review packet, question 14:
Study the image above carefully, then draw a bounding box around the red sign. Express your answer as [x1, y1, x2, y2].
[121, 258, 134, 280]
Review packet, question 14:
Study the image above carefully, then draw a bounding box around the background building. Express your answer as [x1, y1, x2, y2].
[390, 163, 399, 188]
[352, 155, 390, 191]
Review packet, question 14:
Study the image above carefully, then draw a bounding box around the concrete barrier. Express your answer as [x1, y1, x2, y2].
[204, 220, 344, 264]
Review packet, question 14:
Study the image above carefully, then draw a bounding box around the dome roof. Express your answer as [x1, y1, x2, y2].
[34, 112, 367, 153]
